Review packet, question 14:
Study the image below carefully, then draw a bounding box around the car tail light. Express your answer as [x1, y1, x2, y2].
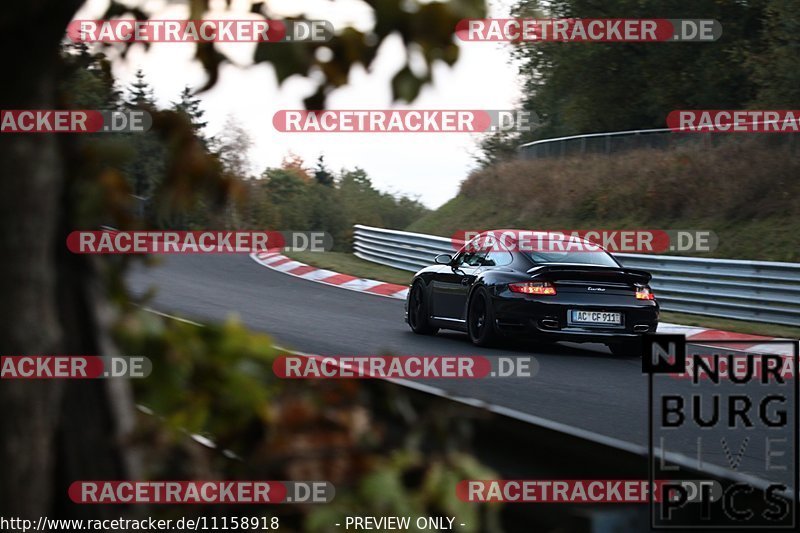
[635, 285, 655, 300]
[509, 281, 557, 295]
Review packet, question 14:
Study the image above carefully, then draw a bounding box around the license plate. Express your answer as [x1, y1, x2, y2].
[571, 310, 622, 325]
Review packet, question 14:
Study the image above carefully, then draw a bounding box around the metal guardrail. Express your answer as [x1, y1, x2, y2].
[517, 127, 798, 159]
[353, 224, 800, 327]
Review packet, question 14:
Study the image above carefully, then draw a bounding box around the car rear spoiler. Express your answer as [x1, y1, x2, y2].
[526, 264, 652, 285]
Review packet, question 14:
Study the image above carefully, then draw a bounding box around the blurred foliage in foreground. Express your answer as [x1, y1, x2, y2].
[115, 309, 501, 533]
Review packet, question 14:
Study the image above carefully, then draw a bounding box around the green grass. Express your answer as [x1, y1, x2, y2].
[283, 250, 413, 286]
[284, 251, 800, 339]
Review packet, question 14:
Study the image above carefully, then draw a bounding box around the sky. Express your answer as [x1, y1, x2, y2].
[74, 0, 523, 208]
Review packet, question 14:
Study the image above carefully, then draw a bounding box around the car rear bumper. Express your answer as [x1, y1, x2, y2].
[491, 294, 659, 343]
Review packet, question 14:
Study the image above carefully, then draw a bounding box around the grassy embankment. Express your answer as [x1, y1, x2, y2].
[407, 140, 800, 262]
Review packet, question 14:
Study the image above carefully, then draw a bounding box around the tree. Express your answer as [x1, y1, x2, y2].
[510, 0, 769, 141]
[749, 0, 800, 106]
[172, 85, 209, 144]
[213, 116, 253, 179]
[339, 168, 393, 227]
[59, 42, 121, 109]
[262, 167, 311, 229]
[0, 0, 121, 518]
[119, 70, 166, 219]
[280, 152, 311, 181]
[125, 68, 156, 109]
[313, 155, 335, 187]
[473, 129, 521, 169]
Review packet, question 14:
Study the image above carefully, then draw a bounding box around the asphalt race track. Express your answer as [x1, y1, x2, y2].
[128, 254, 796, 488]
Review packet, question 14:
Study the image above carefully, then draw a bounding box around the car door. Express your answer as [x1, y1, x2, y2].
[430, 245, 486, 322]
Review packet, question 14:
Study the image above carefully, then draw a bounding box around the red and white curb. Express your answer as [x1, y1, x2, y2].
[250, 251, 796, 356]
[250, 250, 409, 300]
[657, 323, 796, 356]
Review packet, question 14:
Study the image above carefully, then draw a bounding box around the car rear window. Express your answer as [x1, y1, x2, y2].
[525, 250, 619, 267]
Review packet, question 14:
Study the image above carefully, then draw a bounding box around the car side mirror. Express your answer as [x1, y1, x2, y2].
[434, 254, 453, 265]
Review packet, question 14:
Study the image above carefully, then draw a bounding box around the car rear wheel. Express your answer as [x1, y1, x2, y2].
[468, 287, 498, 347]
[607, 339, 641, 357]
[408, 281, 438, 335]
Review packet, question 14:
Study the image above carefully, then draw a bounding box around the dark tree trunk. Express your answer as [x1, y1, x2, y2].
[0, 1, 138, 520]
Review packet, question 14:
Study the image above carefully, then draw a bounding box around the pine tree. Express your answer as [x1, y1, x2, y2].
[121, 69, 164, 215]
[313, 154, 334, 186]
[172, 86, 209, 138]
[125, 69, 156, 108]
[59, 43, 121, 110]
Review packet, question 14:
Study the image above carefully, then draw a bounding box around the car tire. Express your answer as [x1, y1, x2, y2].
[408, 281, 438, 335]
[468, 287, 498, 347]
[607, 339, 641, 357]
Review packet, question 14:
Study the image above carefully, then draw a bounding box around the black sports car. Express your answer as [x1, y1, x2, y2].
[404, 231, 659, 356]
